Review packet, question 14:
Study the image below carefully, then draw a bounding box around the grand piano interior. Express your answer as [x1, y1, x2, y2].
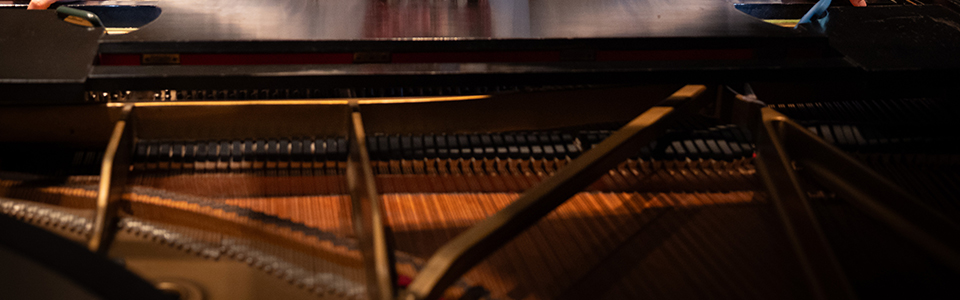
[1, 0, 960, 299]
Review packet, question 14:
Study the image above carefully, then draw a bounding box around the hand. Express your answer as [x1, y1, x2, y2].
[850, 0, 867, 6]
[27, 0, 60, 9]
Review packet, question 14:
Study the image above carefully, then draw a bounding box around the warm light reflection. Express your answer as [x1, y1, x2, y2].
[105, 95, 490, 107]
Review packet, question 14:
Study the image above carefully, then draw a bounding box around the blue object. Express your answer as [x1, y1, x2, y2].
[796, 0, 832, 28]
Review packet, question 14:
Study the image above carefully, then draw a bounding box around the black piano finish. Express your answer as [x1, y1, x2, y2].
[86, 57, 857, 91]
[737, 4, 960, 70]
[0, 10, 102, 103]
[824, 5, 960, 70]
[2, 0, 959, 102]
[93, 0, 822, 53]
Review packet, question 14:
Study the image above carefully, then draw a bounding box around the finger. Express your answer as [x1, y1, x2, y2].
[27, 0, 59, 10]
[850, 0, 867, 6]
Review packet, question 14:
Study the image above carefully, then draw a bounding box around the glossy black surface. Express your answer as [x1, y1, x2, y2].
[87, 57, 856, 92]
[3, 0, 958, 104]
[0, 10, 102, 103]
[823, 5, 960, 70]
[116, 0, 794, 39]
[86, 0, 821, 53]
